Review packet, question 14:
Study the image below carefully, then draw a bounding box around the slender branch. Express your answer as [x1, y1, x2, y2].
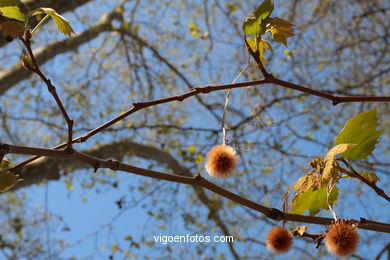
[245, 36, 390, 105]
[21, 36, 74, 149]
[291, 228, 325, 248]
[338, 158, 390, 203]
[244, 36, 271, 78]
[2, 143, 390, 234]
[7, 73, 390, 174]
[374, 242, 390, 260]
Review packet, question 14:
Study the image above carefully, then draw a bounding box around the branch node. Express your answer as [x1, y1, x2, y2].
[196, 86, 210, 93]
[194, 172, 202, 181]
[332, 97, 340, 105]
[77, 135, 88, 143]
[64, 146, 74, 155]
[266, 208, 285, 221]
[108, 159, 120, 170]
[93, 163, 100, 173]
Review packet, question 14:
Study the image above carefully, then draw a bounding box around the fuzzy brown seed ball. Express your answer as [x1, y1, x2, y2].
[205, 145, 238, 178]
[325, 222, 359, 256]
[266, 226, 293, 254]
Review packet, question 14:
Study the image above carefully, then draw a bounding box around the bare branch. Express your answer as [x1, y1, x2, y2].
[3, 142, 390, 234]
[338, 158, 390, 203]
[21, 36, 74, 148]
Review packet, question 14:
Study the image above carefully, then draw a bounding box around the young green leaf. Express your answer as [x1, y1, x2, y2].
[267, 23, 294, 47]
[0, 0, 29, 22]
[246, 37, 272, 63]
[335, 109, 384, 160]
[242, 0, 274, 36]
[29, 8, 75, 36]
[291, 186, 338, 216]
[0, 158, 10, 169]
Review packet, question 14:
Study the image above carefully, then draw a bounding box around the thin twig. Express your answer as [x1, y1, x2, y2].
[6, 75, 390, 174]
[338, 158, 390, 203]
[327, 178, 339, 221]
[221, 63, 250, 144]
[21, 35, 74, 150]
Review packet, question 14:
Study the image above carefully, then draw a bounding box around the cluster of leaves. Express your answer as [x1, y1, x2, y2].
[290, 109, 383, 216]
[0, 0, 74, 41]
[242, 0, 294, 63]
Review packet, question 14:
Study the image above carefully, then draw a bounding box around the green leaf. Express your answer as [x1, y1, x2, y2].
[188, 145, 196, 155]
[0, 158, 10, 169]
[0, 0, 29, 22]
[29, 8, 75, 36]
[110, 244, 118, 252]
[335, 109, 384, 160]
[242, 0, 274, 36]
[323, 144, 356, 181]
[290, 186, 338, 216]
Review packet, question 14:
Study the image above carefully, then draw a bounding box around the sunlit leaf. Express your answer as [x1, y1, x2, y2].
[296, 226, 307, 236]
[110, 244, 118, 252]
[0, 158, 10, 168]
[267, 17, 295, 28]
[267, 24, 294, 47]
[225, 3, 239, 13]
[242, 0, 274, 36]
[29, 8, 75, 36]
[290, 186, 338, 216]
[0, 0, 29, 22]
[195, 154, 203, 164]
[335, 109, 384, 160]
[188, 145, 196, 155]
[188, 21, 199, 37]
[257, 39, 272, 63]
[246, 37, 272, 63]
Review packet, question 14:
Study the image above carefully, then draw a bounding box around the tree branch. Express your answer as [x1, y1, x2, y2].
[2, 142, 390, 234]
[21, 36, 74, 148]
[339, 158, 390, 203]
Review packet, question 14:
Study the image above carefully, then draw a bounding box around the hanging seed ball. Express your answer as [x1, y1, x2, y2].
[266, 226, 293, 254]
[325, 221, 359, 256]
[205, 145, 238, 178]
